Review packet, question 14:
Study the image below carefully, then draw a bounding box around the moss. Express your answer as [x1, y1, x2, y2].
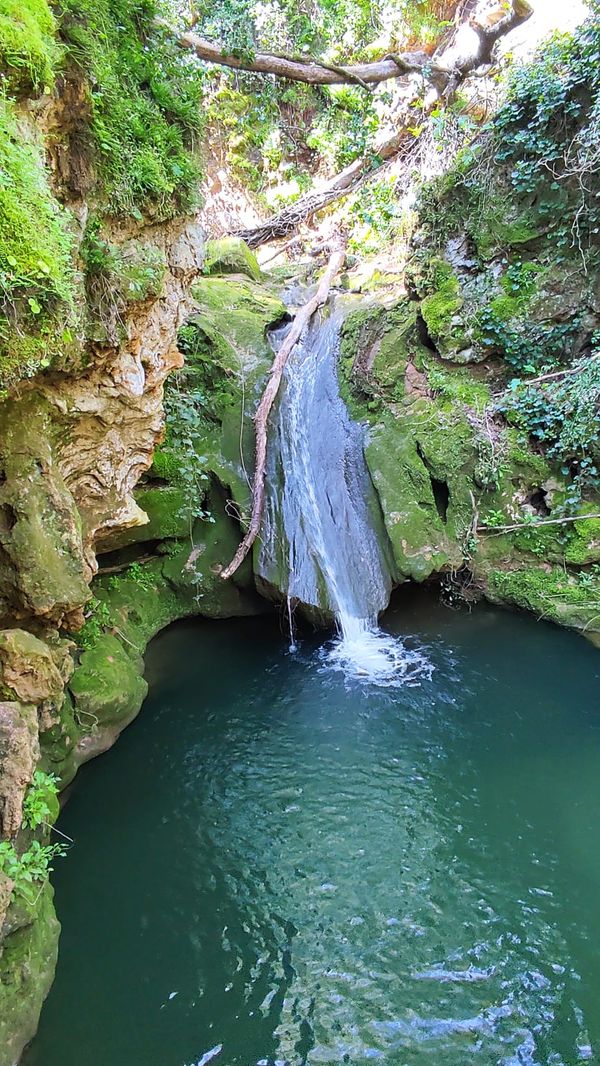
[365, 413, 463, 581]
[69, 632, 147, 730]
[424, 360, 491, 411]
[0, 883, 59, 1066]
[59, 0, 202, 218]
[0, 99, 79, 390]
[485, 565, 600, 635]
[104, 486, 192, 552]
[39, 692, 80, 787]
[339, 299, 425, 417]
[0, 0, 58, 96]
[416, 259, 472, 360]
[204, 238, 261, 282]
[0, 397, 89, 624]
[413, 406, 479, 543]
[156, 276, 285, 517]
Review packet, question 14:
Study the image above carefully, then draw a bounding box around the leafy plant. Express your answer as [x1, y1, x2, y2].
[500, 336, 600, 511]
[73, 596, 112, 649]
[127, 561, 155, 592]
[59, 0, 203, 218]
[0, 839, 66, 906]
[21, 771, 60, 830]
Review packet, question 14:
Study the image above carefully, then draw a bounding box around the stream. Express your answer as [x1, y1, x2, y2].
[26, 592, 600, 1066]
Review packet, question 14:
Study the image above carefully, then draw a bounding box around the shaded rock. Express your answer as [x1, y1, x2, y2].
[0, 630, 69, 711]
[0, 702, 39, 838]
[0, 884, 60, 1066]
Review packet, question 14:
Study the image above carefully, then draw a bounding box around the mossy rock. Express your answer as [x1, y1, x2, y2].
[157, 276, 285, 521]
[99, 485, 191, 552]
[69, 633, 147, 730]
[0, 629, 67, 707]
[339, 299, 426, 416]
[0, 882, 59, 1066]
[204, 238, 261, 282]
[0, 397, 89, 625]
[483, 565, 600, 636]
[366, 415, 462, 582]
[39, 691, 80, 787]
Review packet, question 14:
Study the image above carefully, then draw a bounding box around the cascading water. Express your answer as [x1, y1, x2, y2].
[259, 292, 430, 684]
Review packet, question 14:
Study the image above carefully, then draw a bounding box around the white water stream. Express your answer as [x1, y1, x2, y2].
[259, 298, 430, 685]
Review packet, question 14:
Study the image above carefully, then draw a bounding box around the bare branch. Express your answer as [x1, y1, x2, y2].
[220, 240, 347, 580]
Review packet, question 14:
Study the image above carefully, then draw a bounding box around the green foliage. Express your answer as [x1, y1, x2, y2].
[307, 87, 380, 170]
[420, 260, 463, 344]
[81, 217, 166, 339]
[157, 350, 213, 522]
[197, 0, 455, 194]
[127, 562, 155, 592]
[0, 839, 66, 906]
[0, 97, 77, 389]
[74, 596, 113, 650]
[21, 772, 60, 830]
[0, 0, 58, 95]
[501, 343, 600, 509]
[349, 177, 407, 251]
[419, 10, 600, 268]
[197, 0, 453, 59]
[60, 0, 202, 218]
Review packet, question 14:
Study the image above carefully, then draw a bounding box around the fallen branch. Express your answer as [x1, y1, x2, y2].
[236, 129, 412, 247]
[478, 513, 600, 535]
[230, 0, 532, 247]
[162, 1, 531, 90]
[260, 236, 301, 266]
[220, 240, 347, 580]
[510, 353, 600, 388]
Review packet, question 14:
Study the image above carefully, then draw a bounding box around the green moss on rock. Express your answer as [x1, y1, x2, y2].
[366, 414, 461, 582]
[0, 398, 89, 624]
[204, 238, 261, 282]
[155, 276, 285, 521]
[0, 0, 58, 96]
[0, 882, 59, 1066]
[420, 261, 464, 355]
[0, 99, 78, 391]
[485, 565, 600, 636]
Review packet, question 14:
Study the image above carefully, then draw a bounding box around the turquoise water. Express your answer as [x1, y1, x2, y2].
[26, 591, 600, 1065]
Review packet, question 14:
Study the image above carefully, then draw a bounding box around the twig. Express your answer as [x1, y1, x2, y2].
[478, 513, 600, 535]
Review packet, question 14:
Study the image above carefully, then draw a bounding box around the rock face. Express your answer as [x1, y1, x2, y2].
[337, 13, 600, 635]
[0, 8, 599, 1063]
[0, 702, 40, 839]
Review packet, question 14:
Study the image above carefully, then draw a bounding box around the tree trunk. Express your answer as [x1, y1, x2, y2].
[220, 241, 347, 580]
[237, 130, 411, 247]
[164, 1, 531, 90]
[225, 0, 532, 247]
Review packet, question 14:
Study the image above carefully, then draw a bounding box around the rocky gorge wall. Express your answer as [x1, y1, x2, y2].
[0, 3, 599, 1063]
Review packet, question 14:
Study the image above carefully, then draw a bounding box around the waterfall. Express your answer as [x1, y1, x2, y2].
[259, 295, 427, 684]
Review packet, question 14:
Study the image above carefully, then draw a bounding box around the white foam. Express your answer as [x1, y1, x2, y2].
[325, 615, 433, 688]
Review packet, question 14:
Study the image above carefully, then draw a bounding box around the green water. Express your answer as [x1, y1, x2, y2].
[26, 591, 600, 1065]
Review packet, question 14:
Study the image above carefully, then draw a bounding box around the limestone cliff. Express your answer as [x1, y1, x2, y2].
[0, 3, 599, 1062]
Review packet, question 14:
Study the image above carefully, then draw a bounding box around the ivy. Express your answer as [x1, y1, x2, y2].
[500, 337, 600, 510]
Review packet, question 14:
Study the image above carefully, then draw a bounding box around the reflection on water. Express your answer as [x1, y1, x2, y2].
[26, 590, 600, 1066]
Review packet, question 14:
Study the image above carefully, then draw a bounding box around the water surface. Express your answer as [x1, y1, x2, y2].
[27, 591, 600, 1065]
